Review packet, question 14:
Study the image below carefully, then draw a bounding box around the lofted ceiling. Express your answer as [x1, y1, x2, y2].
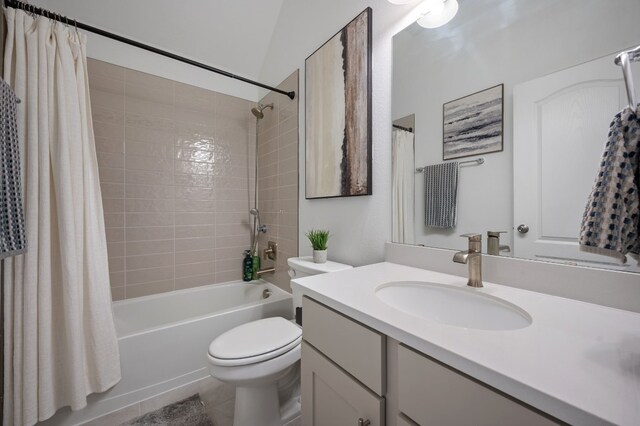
[29, 0, 285, 81]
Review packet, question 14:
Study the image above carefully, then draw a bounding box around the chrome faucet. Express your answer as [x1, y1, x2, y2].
[453, 233, 483, 288]
[487, 231, 511, 256]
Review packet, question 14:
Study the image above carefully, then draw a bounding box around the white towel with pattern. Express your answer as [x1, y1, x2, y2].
[579, 106, 640, 264]
[0, 78, 26, 259]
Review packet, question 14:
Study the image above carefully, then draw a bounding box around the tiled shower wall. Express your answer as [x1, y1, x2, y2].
[88, 58, 256, 300]
[257, 71, 300, 291]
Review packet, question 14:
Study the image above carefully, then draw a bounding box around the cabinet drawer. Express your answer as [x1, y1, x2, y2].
[301, 342, 385, 426]
[398, 345, 560, 426]
[303, 297, 386, 395]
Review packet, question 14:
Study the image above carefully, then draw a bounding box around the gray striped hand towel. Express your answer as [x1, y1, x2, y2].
[424, 162, 458, 228]
[0, 79, 27, 259]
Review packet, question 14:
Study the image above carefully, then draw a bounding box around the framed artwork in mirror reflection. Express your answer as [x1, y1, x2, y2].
[443, 84, 504, 160]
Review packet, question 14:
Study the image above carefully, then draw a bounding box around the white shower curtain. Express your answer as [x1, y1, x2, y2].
[2, 8, 121, 426]
[392, 129, 415, 244]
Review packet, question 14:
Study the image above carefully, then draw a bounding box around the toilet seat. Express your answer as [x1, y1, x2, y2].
[208, 317, 302, 367]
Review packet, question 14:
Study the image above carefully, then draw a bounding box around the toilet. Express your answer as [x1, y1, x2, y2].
[206, 256, 352, 426]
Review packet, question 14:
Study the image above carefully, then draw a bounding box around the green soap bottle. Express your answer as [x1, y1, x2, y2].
[251, 250, 260, 280]
[242, 250, 253, 281]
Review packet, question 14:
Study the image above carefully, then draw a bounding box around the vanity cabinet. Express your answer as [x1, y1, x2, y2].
[301, 296, 561, 426]
[301, 297, 386, 426]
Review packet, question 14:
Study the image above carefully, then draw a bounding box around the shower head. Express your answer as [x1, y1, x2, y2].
[251, 103, 274, 119]
[249, 208, 268, 234]
[251, 107, 263, 119]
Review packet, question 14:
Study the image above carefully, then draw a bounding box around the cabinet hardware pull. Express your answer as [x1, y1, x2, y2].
[358, 418, 371, 426]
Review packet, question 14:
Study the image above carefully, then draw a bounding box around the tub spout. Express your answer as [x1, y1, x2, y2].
[256, 267, 275, 277]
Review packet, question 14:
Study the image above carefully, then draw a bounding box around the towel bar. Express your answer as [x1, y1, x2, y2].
[416, 157, 484, 173]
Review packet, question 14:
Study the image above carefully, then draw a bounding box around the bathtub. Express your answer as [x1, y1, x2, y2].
[42, 280, 293, 425]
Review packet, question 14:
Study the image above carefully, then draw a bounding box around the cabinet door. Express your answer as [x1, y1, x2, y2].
[302, 341, 385, 426]
[397, 414, 418, 426]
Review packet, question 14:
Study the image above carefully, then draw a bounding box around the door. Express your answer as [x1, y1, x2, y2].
[513, 55, 637, 271]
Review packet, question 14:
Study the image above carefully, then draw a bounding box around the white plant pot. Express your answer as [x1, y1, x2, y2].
[313, 250, 327, 264]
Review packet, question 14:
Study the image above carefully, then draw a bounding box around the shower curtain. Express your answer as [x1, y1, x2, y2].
[392, 129, 415, 244]
[2, 8, 121, 425]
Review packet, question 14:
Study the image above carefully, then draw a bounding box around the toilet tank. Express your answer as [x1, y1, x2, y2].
[287, 256, 352, 309]
[287, 256, 353, 279]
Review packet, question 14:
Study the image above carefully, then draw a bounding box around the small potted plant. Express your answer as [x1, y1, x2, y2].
[306, 229, 330, 264]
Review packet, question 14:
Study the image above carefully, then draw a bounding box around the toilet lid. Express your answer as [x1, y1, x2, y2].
[208, 317, 302, 364]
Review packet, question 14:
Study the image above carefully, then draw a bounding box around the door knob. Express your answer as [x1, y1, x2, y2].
[358, 419, 371, 426]
[517, 224, 529, 234]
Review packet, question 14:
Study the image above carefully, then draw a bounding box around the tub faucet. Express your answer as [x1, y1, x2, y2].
[487, 231, 511, 256]
[453, 233, 483, 288]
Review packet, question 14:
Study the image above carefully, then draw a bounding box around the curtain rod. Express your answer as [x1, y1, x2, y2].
[393, 124, 413, 132]
[3, 0, 296, 100]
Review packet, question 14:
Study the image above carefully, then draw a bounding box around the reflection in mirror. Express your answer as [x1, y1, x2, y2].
[392, 115, 415, 244]
[392, 0, 640, 273]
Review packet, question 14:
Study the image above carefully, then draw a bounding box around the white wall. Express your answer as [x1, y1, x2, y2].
[28, 0, 275, 100]
[393, 0, 640, 252]
[260, 0, 425, 266]
[81, 33, 260, 101]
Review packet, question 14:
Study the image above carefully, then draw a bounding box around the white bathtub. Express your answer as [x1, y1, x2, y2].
[42, 280, 293, 425]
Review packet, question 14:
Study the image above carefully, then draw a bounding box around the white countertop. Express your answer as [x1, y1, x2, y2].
[291, 262, 640, 426]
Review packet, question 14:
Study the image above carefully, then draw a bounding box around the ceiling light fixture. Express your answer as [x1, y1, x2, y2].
[387, 0, 415, 4]
[416, 0, 459, 28]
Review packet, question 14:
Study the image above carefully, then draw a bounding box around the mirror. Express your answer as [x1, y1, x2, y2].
[392, 0, 640, 272]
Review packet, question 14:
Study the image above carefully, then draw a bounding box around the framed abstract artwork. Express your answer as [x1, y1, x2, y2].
[442, 84, 504, 160]
[305, 8, 372, 199]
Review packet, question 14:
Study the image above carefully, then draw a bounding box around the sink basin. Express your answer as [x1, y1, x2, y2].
[375, 281, 531, 331]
